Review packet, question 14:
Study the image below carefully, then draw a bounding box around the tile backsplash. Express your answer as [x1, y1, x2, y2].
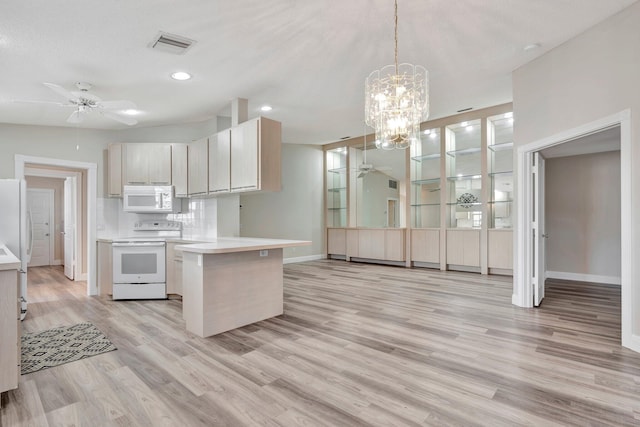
[97, 197, 224, 239]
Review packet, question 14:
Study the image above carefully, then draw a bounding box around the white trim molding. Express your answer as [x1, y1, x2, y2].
[513, 109, 635, 352]
[546, 271, 621, 286]
[15, 155, 98, 296]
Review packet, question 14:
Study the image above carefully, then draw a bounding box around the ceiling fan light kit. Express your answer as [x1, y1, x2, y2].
[365, 0, 429, 150]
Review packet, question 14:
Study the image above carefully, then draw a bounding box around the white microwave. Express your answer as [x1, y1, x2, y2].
[123, 185, 177, 213]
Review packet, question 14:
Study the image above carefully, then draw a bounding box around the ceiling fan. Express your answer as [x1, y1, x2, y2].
[15, 82, 138, 125]
[358, 129, 392, 178]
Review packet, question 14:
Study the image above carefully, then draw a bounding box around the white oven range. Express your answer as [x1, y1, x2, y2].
[112, 220, 181, 300]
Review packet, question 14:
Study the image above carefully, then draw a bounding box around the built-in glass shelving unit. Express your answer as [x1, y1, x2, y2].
[326, 147, 347, 227]
[488, 113, 514, 229]
[410, 128, 441, 228]
[446, 119, 482, 228]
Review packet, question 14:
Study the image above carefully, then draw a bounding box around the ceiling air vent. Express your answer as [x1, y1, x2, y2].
[149, 31, 196, 55]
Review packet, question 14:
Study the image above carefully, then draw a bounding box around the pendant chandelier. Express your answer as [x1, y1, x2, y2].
[365, 0, 429, 150]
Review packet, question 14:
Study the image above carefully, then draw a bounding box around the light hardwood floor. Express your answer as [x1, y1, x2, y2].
[1, 262, 639, 426]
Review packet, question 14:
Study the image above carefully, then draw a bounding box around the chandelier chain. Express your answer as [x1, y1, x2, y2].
[394, 0, 398, 75]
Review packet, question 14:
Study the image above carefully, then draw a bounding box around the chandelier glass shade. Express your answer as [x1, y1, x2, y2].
[365, 1, 429, 150]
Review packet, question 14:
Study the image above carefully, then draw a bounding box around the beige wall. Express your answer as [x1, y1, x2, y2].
[240, 144, 324, 259]
[512, 1, 639, 338]
[545, 151, 621, 279]
[24, 176, 65, 263]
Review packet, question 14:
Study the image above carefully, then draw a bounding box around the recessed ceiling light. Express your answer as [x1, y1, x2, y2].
[122, 109, 141, 116]
[461, 121, 468, 127]
[429, 133, 437, 139]
[466, 125, 473, 132]
[260, 105, 273, 112]
[504, 112, 513, 119]
[171, 71, 192, 81]
[423, 129, 431, 135]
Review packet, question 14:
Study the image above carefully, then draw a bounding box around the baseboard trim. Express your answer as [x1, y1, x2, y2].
[546, 271, 621, 286]
[283, 254, 325, 264]
[625, 333, 640, 353]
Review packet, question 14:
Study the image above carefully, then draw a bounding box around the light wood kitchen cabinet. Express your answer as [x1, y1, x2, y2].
[172, 144, 188, 198]
[230, 117, 281, 193]
[411, 229, 440, 264]
[188, 138, 209, 196]
[123, 143, 172, 185]
[97, 241, 113, 296]
[446, 229, 480, 267]
[208, 130, 231, 194]
[166, 242, 183, 296]
[107, 143, 123, 197]
[327, 228, 346, 256]
[384, 229, 405, 261]
[343, 228, 406, 262]
[488, 229, 513, 270]
[0, 269, 20, 397]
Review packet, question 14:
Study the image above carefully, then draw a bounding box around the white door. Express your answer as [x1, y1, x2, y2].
[532, 152, 546, 306]
[27, 188, 54, 267]
[63, 177, 76, 280]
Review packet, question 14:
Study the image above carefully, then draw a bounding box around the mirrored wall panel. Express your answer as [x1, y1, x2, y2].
[353, 143, 406, 228]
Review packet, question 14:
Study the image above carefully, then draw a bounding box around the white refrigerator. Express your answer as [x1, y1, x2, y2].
[0, 179, 31, 320]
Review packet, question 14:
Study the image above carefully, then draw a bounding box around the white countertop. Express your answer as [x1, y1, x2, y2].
[0, 244, 21, 271]
[175, 237, 311, 254]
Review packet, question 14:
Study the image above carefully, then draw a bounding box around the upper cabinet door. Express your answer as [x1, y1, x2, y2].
[147, 144, 172, 185]
[107, 143, 123, 197]
[171, 144, 188, 197]
[208, 130, 231, 193]
[231, 119, 259, 191]
[188, 138, 209, 195]
[123, 143, 172, 185]
[123, 144, 148, 184]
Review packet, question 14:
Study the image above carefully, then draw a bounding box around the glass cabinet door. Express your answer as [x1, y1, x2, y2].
[326, 147, 347, 227]
[446, 119, 482, 228]
[410, 128, 441, 228]
[488, 113, 514, 228]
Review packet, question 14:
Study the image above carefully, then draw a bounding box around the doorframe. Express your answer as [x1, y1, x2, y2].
[15, 155, 98, 296]
[513, 109, 634, 351]
[26, 188, 55, 266]
[25, 168, 83, 280]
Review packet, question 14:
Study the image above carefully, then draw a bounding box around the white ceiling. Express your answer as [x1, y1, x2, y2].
[0, 0, 636, 145]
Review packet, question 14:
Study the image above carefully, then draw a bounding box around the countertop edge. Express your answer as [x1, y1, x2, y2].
[175, 239, 312, 254]
[0, 244, 21, 271]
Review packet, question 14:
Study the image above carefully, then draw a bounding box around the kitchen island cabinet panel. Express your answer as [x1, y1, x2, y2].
[183, 249, 283, 338]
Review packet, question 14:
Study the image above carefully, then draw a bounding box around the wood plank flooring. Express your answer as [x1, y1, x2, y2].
[2, 262, 639, 426]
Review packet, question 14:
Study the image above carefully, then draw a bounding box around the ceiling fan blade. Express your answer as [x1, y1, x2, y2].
[43, 82, 78, 102]
[357, 171, 366, 178]
[98, 100, 137, 110]
[377, 166, 392, 172]
[11, 99, 69, 106]
[101, 110, 137, 126]
[67, 110, 85, 124]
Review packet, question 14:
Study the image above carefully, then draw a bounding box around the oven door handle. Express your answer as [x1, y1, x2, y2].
[112, 242, 166, 247]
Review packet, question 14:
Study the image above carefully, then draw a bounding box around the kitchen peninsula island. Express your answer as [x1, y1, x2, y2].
[175, 237, 311, 338]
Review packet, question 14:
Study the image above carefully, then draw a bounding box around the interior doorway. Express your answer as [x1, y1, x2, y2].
[514, 110, 633, 351]
[15, 155, 97, 296]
